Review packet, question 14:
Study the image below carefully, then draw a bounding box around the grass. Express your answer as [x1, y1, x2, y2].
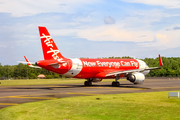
[0, 79, 125, 86]
[0, 91, 180, 120]
[0, 78, 84, 86]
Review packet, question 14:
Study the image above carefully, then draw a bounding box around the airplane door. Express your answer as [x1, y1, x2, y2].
[64, 58, 82, 77]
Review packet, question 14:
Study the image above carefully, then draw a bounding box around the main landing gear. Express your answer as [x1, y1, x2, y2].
[84, 79, 92, 86]
[112, 75, 120, 87]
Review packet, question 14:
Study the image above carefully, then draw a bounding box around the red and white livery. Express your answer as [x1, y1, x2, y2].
[25, 26, 163, 86]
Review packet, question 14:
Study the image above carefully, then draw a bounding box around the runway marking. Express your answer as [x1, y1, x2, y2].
[8, 96, 57, 100]
[77, 88, 147, 94]
[85, 86, 149, 90]
[0, 86, 69, 92]
[152, 86, 180, 90]
[0, 103, 18, 105]
[65, 88, 149, 95]
[0, 95, 57, 100]
[86, 87, 122, 89]
[0, 89, 38, 92]
[0, 93, 64, 99]
[66, 92, 103, 96]
[17, 93, 64, 97]
[46, 85, 68, 87]
[169, 78, 180, 80]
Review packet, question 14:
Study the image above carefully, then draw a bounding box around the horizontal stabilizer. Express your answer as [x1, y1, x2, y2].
[18, 61, 35, 64]
[48, 61, 67, 66]
[23, 56, 41, 68]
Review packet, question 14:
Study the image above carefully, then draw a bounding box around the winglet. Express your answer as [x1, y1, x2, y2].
[24, 56, 41, 68]
[24, 56, 31, 66]
[159, 54, 163, 67]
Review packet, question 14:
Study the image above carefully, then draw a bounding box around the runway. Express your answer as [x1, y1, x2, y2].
[0, 78, 180, 109]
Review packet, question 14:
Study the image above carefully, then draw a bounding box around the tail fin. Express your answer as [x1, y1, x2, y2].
[38, 26, 65, 60]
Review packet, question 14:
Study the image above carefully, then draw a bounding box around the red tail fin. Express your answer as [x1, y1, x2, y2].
[38, 26, 65, 60]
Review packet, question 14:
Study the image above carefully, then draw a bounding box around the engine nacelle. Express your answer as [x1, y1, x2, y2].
[127, 73, 145, 84]
[92, 78, 102, 82]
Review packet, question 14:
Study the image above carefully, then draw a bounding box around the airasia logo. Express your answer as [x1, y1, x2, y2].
[41, 33, 60, 60]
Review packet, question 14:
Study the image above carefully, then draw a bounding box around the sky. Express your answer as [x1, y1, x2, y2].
[1, 0, 180, 65]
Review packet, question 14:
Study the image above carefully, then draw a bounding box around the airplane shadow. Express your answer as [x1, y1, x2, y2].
[10, 83, 151, 90]
[91, 84, 151, 89]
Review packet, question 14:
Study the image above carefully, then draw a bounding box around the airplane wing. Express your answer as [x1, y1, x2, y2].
[105, 68, 144, 77]
[105, 67, 161, 77]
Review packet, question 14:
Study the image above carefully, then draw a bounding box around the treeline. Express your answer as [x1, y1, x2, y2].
[0, 56, 180, 79]
[0, 63, 64, 80]
[143, 57, 180, 77]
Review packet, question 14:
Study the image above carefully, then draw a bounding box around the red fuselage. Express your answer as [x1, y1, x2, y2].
[37, 58, 146, 79]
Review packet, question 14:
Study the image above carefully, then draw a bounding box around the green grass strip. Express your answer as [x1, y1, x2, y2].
[0, 78, 83, 86]
[0, 91, 180, 120]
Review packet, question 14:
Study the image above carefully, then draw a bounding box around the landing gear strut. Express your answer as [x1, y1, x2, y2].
[84, 79, 92, 86]
[112, 75, 120, 87]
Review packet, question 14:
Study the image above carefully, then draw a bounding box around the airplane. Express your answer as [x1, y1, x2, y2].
[24, 26, 163, 87]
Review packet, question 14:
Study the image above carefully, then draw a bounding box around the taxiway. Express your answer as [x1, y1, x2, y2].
[0, 78, 180, 109]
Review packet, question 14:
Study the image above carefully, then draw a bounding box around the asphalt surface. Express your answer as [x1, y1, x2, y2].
[0, 78, 180, 109]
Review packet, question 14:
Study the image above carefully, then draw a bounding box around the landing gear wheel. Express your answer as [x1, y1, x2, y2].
[116, 82, 120, 86]
[84, 81, 92, 86]
[88, 81, 92, 86]
[112, 81, 116, 86]
[112, 81, 120, 87]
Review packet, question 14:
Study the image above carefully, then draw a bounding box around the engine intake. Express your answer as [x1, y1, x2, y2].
[127, 73, 145, 84]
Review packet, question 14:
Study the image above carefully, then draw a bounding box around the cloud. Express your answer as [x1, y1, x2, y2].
[173, 26, 180, 30]
[51, 22, 180, 50]
[52, 24, 155, 42]
[1, 0, 180, 65]
[122, 0, 180, 9]
[155, 34, 169, 45]
[104, 16, 116, 24]
[166, 26, 180, 31]
[78, 25, 154, 42]
[0, 45, 6, 48]
[0, 0, 101, 17]
[139, 35, 147, 37]
[137, 29, 180, 50]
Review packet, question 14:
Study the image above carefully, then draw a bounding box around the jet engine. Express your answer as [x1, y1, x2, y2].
[127, 73, 145, 84]
[92, 78, 102, 82]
